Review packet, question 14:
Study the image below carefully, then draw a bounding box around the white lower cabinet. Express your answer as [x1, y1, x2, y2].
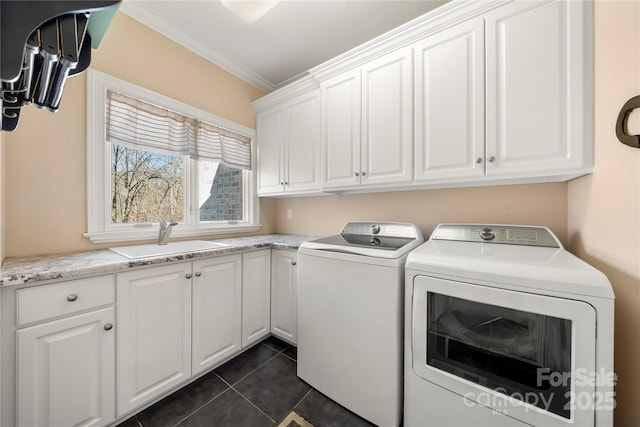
[116, 262, 192, 416]
[270, 250, 297, 344]
[17, 307, 115, 427]
[192, 255, 242, 375]
[242, 250, 271, 347]
[9, 248, 291, 426]
[10, 275, 116, 427]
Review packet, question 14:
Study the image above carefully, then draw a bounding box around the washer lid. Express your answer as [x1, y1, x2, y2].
[300, 221, 424, 258]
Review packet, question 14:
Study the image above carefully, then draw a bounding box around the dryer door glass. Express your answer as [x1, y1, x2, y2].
[411, 275, 597, 426]
[427, 293, 571, 418]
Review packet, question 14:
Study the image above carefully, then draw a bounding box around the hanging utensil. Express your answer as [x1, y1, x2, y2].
[47, 13, 89, 112]
[20, 30, 41, 104]
[34, 18, 59, 109]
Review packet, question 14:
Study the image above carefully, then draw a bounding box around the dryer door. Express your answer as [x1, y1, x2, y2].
[411, 275, 596, 427]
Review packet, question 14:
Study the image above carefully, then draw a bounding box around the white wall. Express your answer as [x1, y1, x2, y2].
[567, 1, 640, 425]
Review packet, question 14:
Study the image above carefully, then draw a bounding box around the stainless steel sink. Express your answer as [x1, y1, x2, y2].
[109, 240, 230, 259]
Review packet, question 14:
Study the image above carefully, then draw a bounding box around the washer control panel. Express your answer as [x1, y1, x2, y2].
[340, 221, 421, 239]
[431, 224, 561, 248]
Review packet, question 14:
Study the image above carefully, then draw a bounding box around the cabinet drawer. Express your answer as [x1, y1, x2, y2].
[17, 275, 115, 326]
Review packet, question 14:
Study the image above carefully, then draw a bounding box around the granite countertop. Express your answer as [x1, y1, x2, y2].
[0, 234, 317, 288]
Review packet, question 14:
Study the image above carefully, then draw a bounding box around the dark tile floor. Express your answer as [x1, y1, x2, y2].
[116, 336, 375, 427]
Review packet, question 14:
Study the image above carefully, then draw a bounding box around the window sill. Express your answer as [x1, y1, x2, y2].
[84, 224, 262, 244]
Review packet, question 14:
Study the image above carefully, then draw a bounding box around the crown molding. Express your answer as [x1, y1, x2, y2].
[119, 1, 277, 93]
[252, 74, 319, 112]
[309, 0, 510, 82]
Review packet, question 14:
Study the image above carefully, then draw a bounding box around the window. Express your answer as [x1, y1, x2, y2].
[111, 145, 185, 224]
[86, 70, 260, 244]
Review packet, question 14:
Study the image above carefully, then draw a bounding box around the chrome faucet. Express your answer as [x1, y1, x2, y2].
[158, 217, 178, 245]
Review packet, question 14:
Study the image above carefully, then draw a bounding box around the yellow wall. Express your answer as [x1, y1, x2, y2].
[274, 183, 569, 245]
[2, 13, 273, 257]
[568, 1, 640, 425]
[0, 131, 4, 263]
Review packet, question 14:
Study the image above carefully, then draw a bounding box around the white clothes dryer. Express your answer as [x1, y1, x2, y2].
[404, 224, 614, 427]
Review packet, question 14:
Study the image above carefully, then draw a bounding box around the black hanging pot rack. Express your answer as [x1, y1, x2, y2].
[1, 0, 121, 131]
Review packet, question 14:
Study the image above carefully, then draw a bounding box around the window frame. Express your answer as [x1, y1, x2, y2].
[85, 70, 260, 244]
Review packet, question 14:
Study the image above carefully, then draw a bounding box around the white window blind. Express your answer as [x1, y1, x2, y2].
[106, 90, 252, 169]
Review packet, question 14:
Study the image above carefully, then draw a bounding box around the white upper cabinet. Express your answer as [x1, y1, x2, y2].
[256, 107, 284, 195]
[414, 18, 485, 183]
[254, 0, 593, 195]
[256, 81, 321, 196]
[322, 48, 413, 190]
[484, 0, 592, 177]
[285, 91, 321, 193]
[361, 48, 414, 187]
[321, 68, 361, 189]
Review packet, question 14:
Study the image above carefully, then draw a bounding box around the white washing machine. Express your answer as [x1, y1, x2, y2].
[297, 222, 424, 427]
[404, 224, 615, 427]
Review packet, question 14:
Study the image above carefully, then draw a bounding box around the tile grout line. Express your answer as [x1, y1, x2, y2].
[220, 347, 284, 388]
[229, 385, 278, 424]
[148, 341, 294, 427]
[292, 388, 314, 411]
[170, 387, 233, 427]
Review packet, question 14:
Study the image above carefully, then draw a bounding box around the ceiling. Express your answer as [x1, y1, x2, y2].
[119, 0, 448, 93]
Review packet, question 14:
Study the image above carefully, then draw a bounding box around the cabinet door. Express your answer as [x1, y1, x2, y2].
[361, 48, 413, 186]
[270, 250, 297, 344]
[485, 0, 591, 176]
[117, 263, 192, 415]
[257, 106, 285, 195]
[285, 90, 321, 193]
[414, 18, 485, 182]
[192, 255, 242, 375]
[242, 250, 271, 347]
[321, 68, 362, 189]
[17, 308, 115, 427]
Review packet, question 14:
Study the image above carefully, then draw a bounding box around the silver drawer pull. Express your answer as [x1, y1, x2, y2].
[291, 261, 297, 266]
[195, 272, 202, 277]
[488, 156, 496, 163]
[67, 294, 78, 302]
[185, 273, 193, 279]
[104, 323, 113, 331]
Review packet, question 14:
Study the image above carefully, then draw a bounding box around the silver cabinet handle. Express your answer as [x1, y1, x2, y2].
[361, 172, 366, 176]
[476, 157, 483, 164]
[195, 272, 202, 277]
[280, 181, 285, 185]
[185, 273, 193, 279]
[67, 294, 78, 302]
[291, 261, 297, 266]
[488, 156, 496, 163]
[104, 323, 113, 331]
[354, 172, 360, 177]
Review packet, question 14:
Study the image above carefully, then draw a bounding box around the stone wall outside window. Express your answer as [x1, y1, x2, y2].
[199, 164, 243, 221]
